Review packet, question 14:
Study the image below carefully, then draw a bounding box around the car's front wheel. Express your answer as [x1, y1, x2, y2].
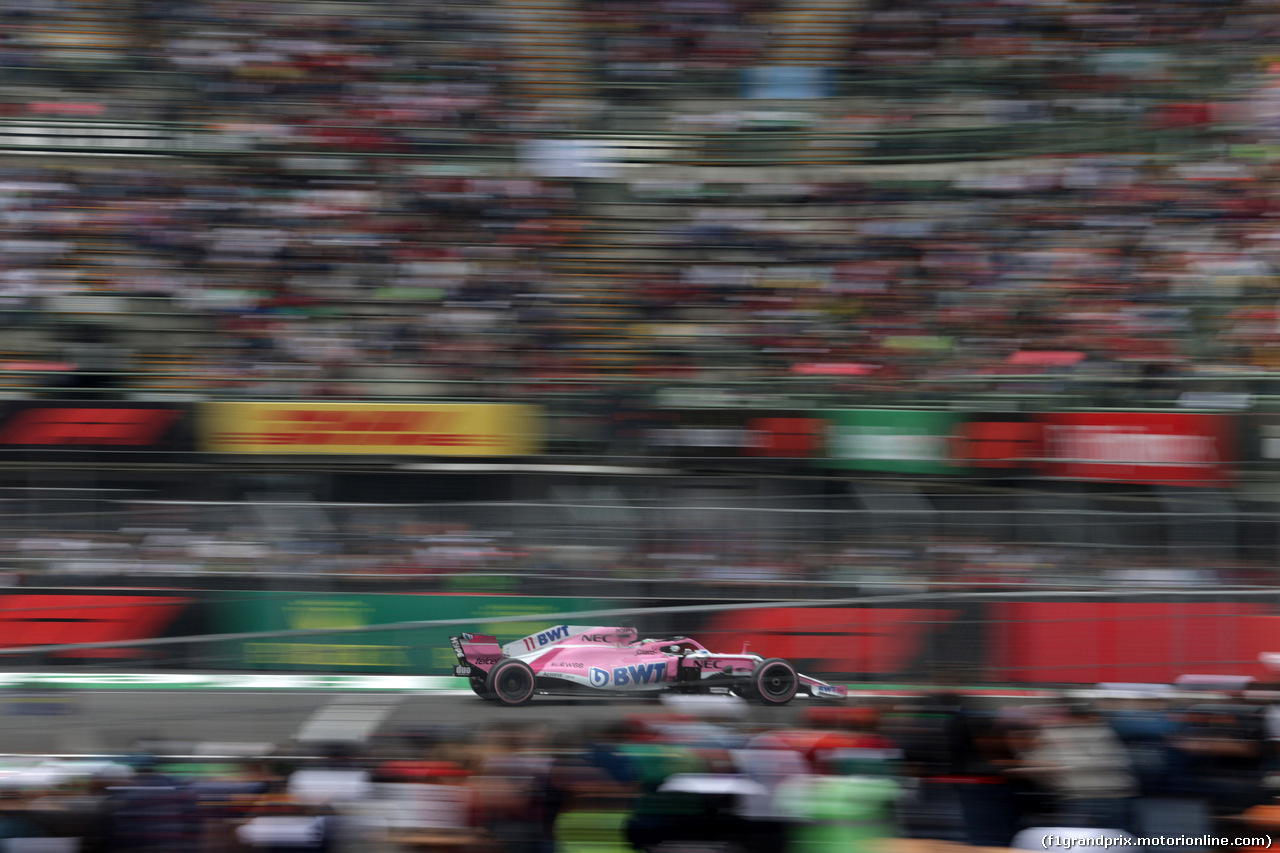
[485, 658, 536, 706]
[750, 658, 798, 705]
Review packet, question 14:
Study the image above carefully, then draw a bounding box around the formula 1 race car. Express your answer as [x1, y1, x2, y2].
[449, 624, 848, 707]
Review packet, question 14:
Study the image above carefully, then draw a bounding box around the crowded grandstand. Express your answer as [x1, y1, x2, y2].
[0, 0, 1276, 850]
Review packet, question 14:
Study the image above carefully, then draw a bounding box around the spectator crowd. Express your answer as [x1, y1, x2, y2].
[0, 0, 1274, 403]
[0, 691, 1275, 851]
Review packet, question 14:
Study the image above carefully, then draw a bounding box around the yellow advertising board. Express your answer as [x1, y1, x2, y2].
[199, 402, 541, 456]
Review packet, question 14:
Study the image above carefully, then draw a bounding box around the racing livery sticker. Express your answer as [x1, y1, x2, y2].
[613, 662, 666, 685]
[522, 625, 571, 650]
[587, 662, 668, 687]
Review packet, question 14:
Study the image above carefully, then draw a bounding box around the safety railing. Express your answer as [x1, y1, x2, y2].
[1, 363, 1278, 411]
[0, 495, 1272, 577]
[0, 112, 1222, 165]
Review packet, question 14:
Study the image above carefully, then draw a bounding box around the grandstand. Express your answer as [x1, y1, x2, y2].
[0, 0, 1273, 591]
[0, 8, 1275, 853]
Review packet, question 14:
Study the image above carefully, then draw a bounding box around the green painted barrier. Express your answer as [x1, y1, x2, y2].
[210, 592, 626, 673]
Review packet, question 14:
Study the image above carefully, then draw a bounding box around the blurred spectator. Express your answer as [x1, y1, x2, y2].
[0, 0, 1270, 402]
[0, 699, 1272, 851]
[1010, 703, 1139, 832]
[1173, 703, 1270, 818]
[776, 770, 900, 852]
[106, 756, 200, 851]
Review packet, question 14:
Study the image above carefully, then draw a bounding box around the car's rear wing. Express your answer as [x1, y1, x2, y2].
[450, 633, 503, 677]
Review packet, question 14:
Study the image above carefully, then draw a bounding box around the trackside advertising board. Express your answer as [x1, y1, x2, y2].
[644, 410, 823, 458]
[989, 601, 1277, 683]
[704, 599, 1280, 683]
[0, 591, 197, 660]
[199, 402, 542, 456]
[1036, 412, 1234, 488]
[210, 593, 625, 672]
[3, 590, 1279, 683]
[0, 401, 191, 452]
[820, 409, 1234, 486]
[822, 409, 968, 474]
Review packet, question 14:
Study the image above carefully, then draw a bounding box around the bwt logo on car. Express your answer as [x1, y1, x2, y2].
[523, 625, 571, 650]
[590, 662, 667, 687]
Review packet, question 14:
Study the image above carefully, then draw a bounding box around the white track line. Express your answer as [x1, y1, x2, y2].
[293, 695, 403, 743]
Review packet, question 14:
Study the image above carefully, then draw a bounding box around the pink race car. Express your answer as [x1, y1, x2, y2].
[449, 624, 848, 707]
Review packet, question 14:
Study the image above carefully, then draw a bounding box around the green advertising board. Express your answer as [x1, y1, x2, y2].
[210, 592, 625, 674]
[822, 409, 966, 474]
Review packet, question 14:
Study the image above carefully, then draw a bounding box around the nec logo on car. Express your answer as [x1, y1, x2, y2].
[590, 662, 666, 687]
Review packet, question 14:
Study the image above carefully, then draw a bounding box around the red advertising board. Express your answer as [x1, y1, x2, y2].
[698, 599, 1280, 683]
[1036, 412, 1234, 487]
[0, 594, 191, 658]
[645, 411, 823, 459]
[990, 601, 1280, 683]
[0, 402, 189, 451]
[701, 607, 957, 675]
[951, 417, 1042, 470]
[745, 416, 823, 458]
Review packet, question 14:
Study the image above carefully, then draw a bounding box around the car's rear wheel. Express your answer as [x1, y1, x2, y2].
[485, 658, 536, 706]
[751, 658, 798, 705]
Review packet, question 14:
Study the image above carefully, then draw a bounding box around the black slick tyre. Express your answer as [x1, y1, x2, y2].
[751, 658, 798, 705]
[485, 658, 536, 706]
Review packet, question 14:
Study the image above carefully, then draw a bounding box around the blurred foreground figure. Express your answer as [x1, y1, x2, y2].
[1012, 703, 1138, 832]
[776, 770, 900, 853]
[107, 758, 200, 851]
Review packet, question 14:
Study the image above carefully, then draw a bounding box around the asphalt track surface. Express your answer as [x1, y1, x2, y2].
[0, 689, 827, 755]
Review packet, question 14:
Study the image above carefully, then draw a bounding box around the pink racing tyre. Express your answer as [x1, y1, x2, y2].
[485, 658, 536, 706]
[751, 658, 798, 705]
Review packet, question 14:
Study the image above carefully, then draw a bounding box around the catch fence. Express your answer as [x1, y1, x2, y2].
[0, 490, 1268, 584]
